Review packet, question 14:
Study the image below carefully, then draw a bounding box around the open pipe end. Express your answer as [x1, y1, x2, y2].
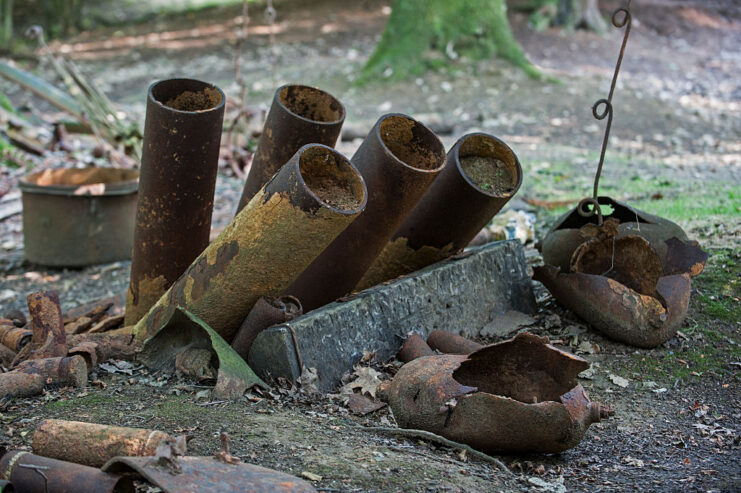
[277, 84, 345, 125]
[455, 133, 522, 198]
[149, 78, 225, 113]
[297, 144, 367, 215]
[377, 114, 446, 172]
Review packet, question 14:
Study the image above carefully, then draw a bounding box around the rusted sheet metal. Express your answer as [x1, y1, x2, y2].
[380, 332, 612, 454]
[103, 456, 317, 493]
[133, 144, 366, 344]
[427, 330, 483, 355]
[33, 419, 173, 468]
[0, 450, 133, 493]
[358, 133, 522, 289]
[397, 333, 435, 363]
[0, 322, 31, 352]
[232, 296, 303, 361]
[67, 327, 137, 362]
[287, 114, 446, 311]
[15, 355, 88, 388]
[19, 168, 139, 267]
[125, 78, 226, 326]
[663, 237, 709, 277]
[26, 291, 66, 360]
[541, 196, 700, 274]
[534, 265, 690, 348]
[236, 84, 345, 212]
[0, 372, 44, 398]
[68, 341, 99, 370]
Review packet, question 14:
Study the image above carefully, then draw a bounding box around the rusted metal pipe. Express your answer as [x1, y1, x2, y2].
[15, 355, 88, 388]
[25, 291, 66, 360]
[0, 372, 44, 399]
[358, 133, 522, 289]
[0, 450, 133, 493]
[236, 84, 345, 212]
[397, 333, 435, 363]
[231, 295, 302, 361]
[33, 420, 174, 467]
[286, 114, 446, 311]
[125, 78, 226, 326]
[427, 330, 483, 355]
[133, 144, 367, 344]
[0, 321, 31, 352]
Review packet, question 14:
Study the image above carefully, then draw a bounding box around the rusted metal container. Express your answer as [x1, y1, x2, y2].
[380, 332, 613, 454]
[286, 114, 446, 311]
[231, 295, 303, 361]
[0, 450, 133, 493]
[427, 330, 483, 355]
[33, 420, 173, 467]
[236, 84, 345, 212]
[125, 78, 226, 326]
[133, 143, 367, 344]
[397, 333, 435, 363]
[19, 167, 138, 267]
[358, 133, 522, 289]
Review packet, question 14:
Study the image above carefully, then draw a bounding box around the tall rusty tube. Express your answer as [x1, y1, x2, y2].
[236, 84, 345, 212]
[357, 133, 522, 289]
[125, 78, 226, 326]
[286, 114, 446, 311]
[133, 144, 367, 343]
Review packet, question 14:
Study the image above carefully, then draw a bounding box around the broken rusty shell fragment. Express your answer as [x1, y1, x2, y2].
[237, 84, 345, 212]
[0, 450, 133, 493]
[358, 132, 522, 289]
[33, 419, 174, 467]
[541, 196, 706, 275]
[102, 455, 316, 493]
[534, 264, 691, 348]
[0, 323, 30, 352]
[382, 332, 612, 454]
[231, 295, 303, 361]
[67, 327, 137, 362]
[0, 344, 16, 367]
[15, 355, 88, 388]
[133, 143, 366, 343]
[25, 290, 66, 360]
[287, 113, 446, 311]
[427, 330, 483, 355]
[125, 78, 226, 326]
[397, 333, 435, 363]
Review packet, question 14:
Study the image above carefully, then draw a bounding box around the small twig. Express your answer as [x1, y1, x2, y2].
[345, 424, 512, 476]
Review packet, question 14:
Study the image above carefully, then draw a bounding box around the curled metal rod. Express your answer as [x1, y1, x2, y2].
[578, 0, 632, 225]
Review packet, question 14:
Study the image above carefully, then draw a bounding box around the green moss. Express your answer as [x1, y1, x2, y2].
[45, 394, 118, 410]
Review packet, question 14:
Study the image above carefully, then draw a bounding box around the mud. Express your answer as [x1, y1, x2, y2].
[460, 155, 516, 196]
[164, 87, 222, 111]
[278, 85, 343, 122]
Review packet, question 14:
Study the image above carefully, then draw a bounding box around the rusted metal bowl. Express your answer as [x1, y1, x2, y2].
[380, 332, 613, 454]
[19, 167, 139, 267]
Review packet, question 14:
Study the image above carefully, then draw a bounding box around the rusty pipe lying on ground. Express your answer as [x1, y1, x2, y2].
[0, 372, 44, 399]
[236, 84, 345, 212]
[427, 330, 483, 355]
[286, 114, 446, 311]
[15, 355, 88, 388]
[0, 321, 30, 352]
[231, 295, 303, 361]
[397, 333, 435, 363]
[357, 133, 522, 289]
[133, 144, 367, 344]
[125, 78, 226, 326]
[0, 450, 133, 493]
[380, 332, 613, 454]
[33, 420, 174, 468]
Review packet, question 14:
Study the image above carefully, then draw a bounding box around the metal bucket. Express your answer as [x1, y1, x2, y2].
[19, 167, 139, 267]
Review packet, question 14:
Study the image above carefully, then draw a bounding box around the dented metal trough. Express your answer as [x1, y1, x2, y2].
[381, 333, 613, 454]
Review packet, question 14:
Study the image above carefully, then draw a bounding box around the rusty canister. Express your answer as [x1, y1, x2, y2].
[19, 168, 138, 267]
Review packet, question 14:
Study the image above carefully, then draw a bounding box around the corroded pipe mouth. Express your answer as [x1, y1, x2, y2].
[296, 144, 367, 215]
[376, 114, 446, 172]
[277, 84, 345, 125]
[454, 133, 522, 198]
[149, 78, 225, 114]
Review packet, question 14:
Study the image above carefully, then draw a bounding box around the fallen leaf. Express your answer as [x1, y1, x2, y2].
[347, 393, 386, 415]
[344, 366, 383, 398]
[609, 374, 630, 388]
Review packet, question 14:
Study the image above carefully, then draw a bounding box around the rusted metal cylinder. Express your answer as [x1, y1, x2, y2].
[0, 451, 133, 493]
[15, 355, 88, 388]
[33, 419, 173, 467]
[236, 84, 345, 212]
[0, 344, 16, 367]
[286, 114, 446, 311]
[0, 322, 31, 352]
[125, 78, 226, 327]
[357, 133, 522, 289]
[0, 372, 44, 398]
[67, 327, 137, 362]
[397, 333, 435, 363]
[26, 291, 66, 358]
[231, 296, 303, 361]
[427, 330, 483, 355]
[133, 144, 367, 344]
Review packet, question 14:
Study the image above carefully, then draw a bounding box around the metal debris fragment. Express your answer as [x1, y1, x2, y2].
[427, 330, 483, 355]
[397, 333, 435, 362]
[231, 295, 303, 361]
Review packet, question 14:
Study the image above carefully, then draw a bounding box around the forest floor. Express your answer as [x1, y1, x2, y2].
[0, 0, 739, 491]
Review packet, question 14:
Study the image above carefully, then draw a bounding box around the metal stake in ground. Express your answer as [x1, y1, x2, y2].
[125, 78, 226, 326]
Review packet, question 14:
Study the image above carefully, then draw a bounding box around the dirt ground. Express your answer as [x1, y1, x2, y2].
[0, 0, 739, 491]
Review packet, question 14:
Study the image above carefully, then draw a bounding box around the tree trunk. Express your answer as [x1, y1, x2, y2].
[362, 0, 539, 81]
[556, 0, 607, 33]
